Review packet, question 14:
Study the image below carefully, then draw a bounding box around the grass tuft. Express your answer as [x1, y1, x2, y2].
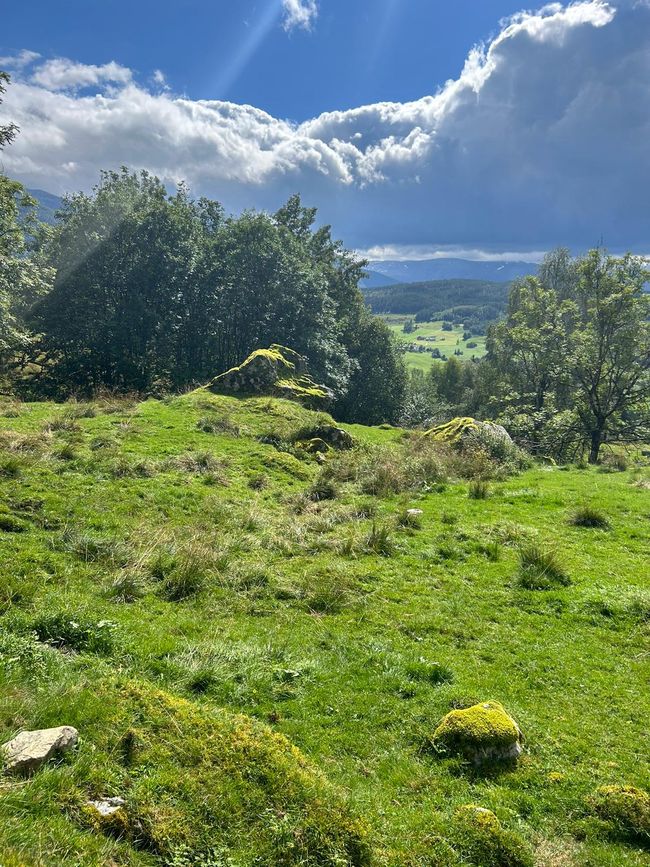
[517, 544, 570, 590]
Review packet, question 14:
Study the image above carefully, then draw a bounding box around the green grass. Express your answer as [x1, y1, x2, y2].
[0, 392, 649, 865]
[383, 315, 488, 372]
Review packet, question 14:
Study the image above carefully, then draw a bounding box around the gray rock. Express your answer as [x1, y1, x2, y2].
[2, 726, 78, 775]
[87, 796, 125, 817]
[407, 509, 424, 516]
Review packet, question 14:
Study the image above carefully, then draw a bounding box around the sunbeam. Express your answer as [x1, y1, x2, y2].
[212, 0, 283, 100]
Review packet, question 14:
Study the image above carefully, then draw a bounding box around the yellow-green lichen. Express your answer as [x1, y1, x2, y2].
[424, 417, 479, 443]
[431, 701, 523, 764]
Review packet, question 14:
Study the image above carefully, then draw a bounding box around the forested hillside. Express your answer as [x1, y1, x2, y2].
[363, 279, 510, 333]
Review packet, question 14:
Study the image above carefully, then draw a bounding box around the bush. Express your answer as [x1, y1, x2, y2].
[32, 612, 116, 654]
[517, 544, 570, 590]
[569, 506, 610, 529]
[587, 785, 650, 846]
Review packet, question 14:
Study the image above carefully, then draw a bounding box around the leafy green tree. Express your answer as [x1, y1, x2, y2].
[488, 249, 650, 462]
[335, 313, 407, 425]
[0, 72, 54, 386]
[568, 251, 650, 462]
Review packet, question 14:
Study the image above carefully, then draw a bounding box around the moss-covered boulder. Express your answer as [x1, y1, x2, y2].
[451, 805, 534, 867]
[206, 345, 332, 407]
[431, 701, 524, 766]
[70, 681, 372, 865]
[425, 417, 512, 446]
[587, 785, 650, 846]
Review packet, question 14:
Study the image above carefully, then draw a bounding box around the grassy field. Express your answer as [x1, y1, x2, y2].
[0, 393, 648, 866]
[384, 316, 488, 372]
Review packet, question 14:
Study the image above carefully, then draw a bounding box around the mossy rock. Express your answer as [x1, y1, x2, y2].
[296, 437, 332, 455]
[587, 785, 650, 847]
[205, 345, 332, 408]
[431, 701, 523, 765]
[75, 681, 372, 865]
[451, 805, 534, 867]
[425, 417, 511, 446]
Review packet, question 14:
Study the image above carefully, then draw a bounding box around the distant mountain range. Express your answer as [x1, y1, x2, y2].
[27, 188, 63, 224]
[363, 257, 538, 285]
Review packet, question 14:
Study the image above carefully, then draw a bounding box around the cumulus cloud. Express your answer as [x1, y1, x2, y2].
[30, 58, 132, 91]
[1, 1, 648, 253]
[282, 0, 318, 32]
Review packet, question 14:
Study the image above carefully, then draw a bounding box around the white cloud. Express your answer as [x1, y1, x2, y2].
[1, 1, 648, 253]
[31, 59, 132, 91]
[0, 49, 41, 69]
[282, 0, 318, 32]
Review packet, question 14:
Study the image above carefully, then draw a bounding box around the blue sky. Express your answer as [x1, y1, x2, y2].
[1, 1, 649, 259]
[3, 1, 534, 119]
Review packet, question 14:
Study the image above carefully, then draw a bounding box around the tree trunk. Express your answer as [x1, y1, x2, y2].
[588, 428, 603, 464]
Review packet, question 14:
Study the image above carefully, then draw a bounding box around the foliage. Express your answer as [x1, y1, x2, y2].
[487, 249, 650, 462]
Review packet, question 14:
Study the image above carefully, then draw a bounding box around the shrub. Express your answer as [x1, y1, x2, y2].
[517, 544, 570, 590]
[451, 805, 534, 867]
[569, 506, 610, 529]
[468, 480, 490, 500]
[32, 612, 116, 654]
[587, 785, 650, 846]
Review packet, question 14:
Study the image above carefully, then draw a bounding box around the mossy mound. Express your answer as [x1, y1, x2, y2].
[431, 701, 523, 766]
[451, 805, 534, 867]
[587, 785, 650, 847]
[205, 345, 332, 407]
[292, 424, 355, 452]
[425, 417, 511, 446]
[67, 681, 372, 865]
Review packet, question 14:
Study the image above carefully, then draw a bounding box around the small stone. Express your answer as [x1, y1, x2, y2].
[407, 509, 424, 516]
[2, 726, 78, 775]
[87, 797, 126, 817]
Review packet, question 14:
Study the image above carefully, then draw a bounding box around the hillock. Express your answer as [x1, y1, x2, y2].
[0, 392, 648, 865]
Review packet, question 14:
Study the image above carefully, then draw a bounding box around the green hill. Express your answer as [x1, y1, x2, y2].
[363, 279, 510, 332]
[0, 393, 649, 865]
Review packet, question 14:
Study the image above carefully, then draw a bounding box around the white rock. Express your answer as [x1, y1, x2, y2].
[87, 797, 125, 817]
[2, 726, 78, 774]
[407, 509, 424, 516]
